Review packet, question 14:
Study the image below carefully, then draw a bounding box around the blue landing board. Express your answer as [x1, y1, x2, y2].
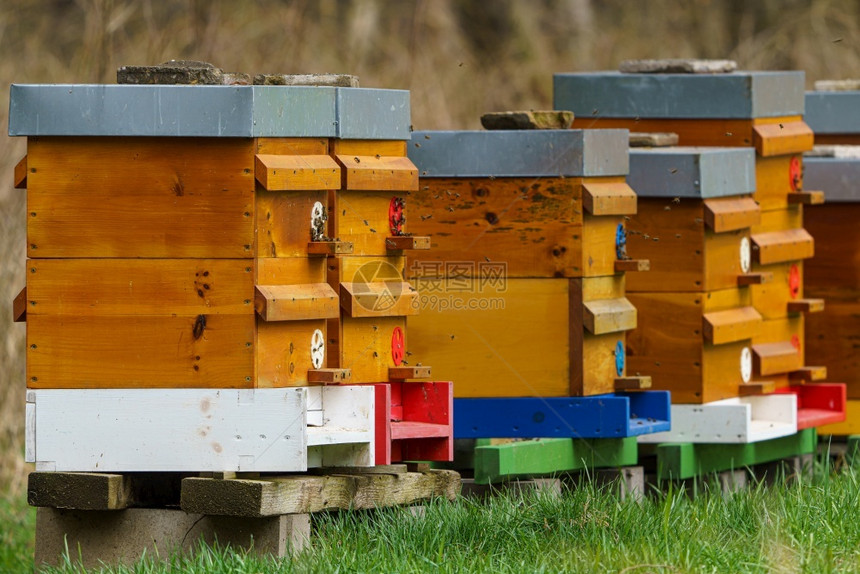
[453, 391, 671, 439]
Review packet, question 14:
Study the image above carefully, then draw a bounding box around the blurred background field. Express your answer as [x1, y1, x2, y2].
[2, 0, 860, 498]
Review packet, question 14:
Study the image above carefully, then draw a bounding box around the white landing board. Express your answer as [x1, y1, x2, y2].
[638, 394, 798, 444]
[26, 386, 375, 472]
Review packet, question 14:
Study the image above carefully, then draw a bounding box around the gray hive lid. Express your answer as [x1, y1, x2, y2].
[805, 91, 860, 134]
[407, 129, 629, 177]
[8, 84, 410, 139]
[627, 147, 756, 199]
[553, 71, 805, 119]
[803, 156, 860, 202]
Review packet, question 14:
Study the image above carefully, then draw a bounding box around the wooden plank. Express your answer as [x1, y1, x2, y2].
[738, 272, 773, 286]
[338, 316, 405, 383]
[27, 314, 255, 389]
[702, 306, 761, 345]
[614, 376, 652, 391]
[28, 472, 184, 510]
[650, 428, 816, 480]
[581, 214, 625, 277]
[789, 366, 828, 383]
[408, 177, 586, 277]
[26, 259, 253, 316]
[27, 388, 307, 472]
[180, 469, 461, 517]
[788, 191, 825, 205]
[805, 203, 860, 298]
[738, 381, 776, 396]
[255, 284, 339, 321]
[28, 472, 132, 510]
[818, 400, 860, 435]
[787, 298, 825, 314]
[614, 259, 650, 272]
[255, 189, 328, 257]
[754, 156, 795, 211]
[305, 385, 375, 467]
[571, 117, 757, 149]
[386, 236, 431, 251]
[473, 437, 638, 484]
[27, 137, 255, 258]
[752, 228, 814, 265]
[339, 282, 419, 318]
[307, 241, 353, 255]
[335, 155, 418, 191]
[583, 297, 637, 334]
[254, 154, 340, 191]
[752, 120, 814, 157]
[388, 366, 432, 380]
[256, 257, 326, 286]
[397, 382, 453, 462]
[14, 155, 27, 189]
[330, 140, 407, 157]
[256, 319, 328, 387]
[629, 132, 679, 147]
[307, 368, 352, 384]
[750, 261, 803, 320]
[704, 229, 752, 293]
[410, 278, 570, 397]
[753, 341, 803, 376]
[13, 287, 26, 322]
[330, 190, 403, 256]
[806, 299, 860, 396]
[639, 395, 798, 445]
[389, 421, 450, 440]
[256, 138, 328, 155]
[582, 181, 637, 215]
[625, 198, 707, 292]
[704, 197, 760, 233]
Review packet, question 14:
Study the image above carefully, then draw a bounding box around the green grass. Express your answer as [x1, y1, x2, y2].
[6, 465, 860, 573]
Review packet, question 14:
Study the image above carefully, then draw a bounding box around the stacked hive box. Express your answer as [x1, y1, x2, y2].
[622, 144, 843, 443]
[555, 67, 835, 418]
[405, 127, 670, 444]
[803, 87, 860, 434]
[10, 78, 452, 472]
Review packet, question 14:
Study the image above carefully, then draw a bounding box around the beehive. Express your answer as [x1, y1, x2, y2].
[11, 74, 452, 471]
[803, 87, 860, 431]
[555, 65, 825, 390]
[624, 146, 768, 403]
[404, 126, 669, 439]
[406, 128, 649, 397]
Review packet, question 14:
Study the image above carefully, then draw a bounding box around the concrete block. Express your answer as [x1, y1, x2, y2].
[594, 467, 645, 502]
[35, 507, 309, 569]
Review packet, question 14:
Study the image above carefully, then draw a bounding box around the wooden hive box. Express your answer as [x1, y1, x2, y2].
[555, 67, 825, 386]
[805, 88, 860, 407]
[11, 80, 452, 470]
[405, 129, 649, 397]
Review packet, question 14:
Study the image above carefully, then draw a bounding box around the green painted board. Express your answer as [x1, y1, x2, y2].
[474, 437, 638, 484]
[647, 428, 817, 481]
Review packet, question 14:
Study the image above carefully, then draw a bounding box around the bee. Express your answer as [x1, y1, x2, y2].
[424, 135, 431, 139]
[414, 143, 421, 148]
[672, 197, 681, 204]
[669, 168, 678, 174]
[353, 157, 360, 163]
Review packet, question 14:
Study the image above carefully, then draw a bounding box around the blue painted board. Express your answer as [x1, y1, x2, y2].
[453, 391, 671, 439]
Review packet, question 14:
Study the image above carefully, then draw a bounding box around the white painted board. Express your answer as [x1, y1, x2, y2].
[28, 388, 308, 472]
[638, 394, 797, 444]
[307, 385, 375, 468]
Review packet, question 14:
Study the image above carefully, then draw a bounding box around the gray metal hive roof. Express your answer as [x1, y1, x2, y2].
[804, 157, 860, 202]
[627, 147, 756, 199]
[8, 84, 411, 139]
[408, 129, 629, 177]
[553, 71, 805, 119]
[805, 91, 860, 135]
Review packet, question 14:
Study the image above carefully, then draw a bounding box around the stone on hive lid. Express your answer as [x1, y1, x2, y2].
[619, 59, 738, 74]
[629, 132, 679, 147]
[813, 79, 860, 91]
[253, 74, 359, 87]
[480, 110, 574, 130]
[117, 60, 226, 85]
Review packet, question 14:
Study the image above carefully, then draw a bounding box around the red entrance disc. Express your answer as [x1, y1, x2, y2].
[788, 264, 800, 299]
[389, 197, 405, 235]
[391, 327, 404, 366]
[789, 156, 802, 192]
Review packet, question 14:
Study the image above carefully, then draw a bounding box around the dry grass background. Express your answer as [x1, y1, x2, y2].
[1, 0, 860, 497]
